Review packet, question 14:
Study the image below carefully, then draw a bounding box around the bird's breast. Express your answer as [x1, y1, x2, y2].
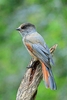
[23, 37, 38, 61]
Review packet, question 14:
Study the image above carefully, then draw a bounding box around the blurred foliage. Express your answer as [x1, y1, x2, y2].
[0, 0, 67, 100]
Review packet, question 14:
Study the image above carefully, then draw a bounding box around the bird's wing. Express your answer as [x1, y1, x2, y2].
[32, 43, 51, 68]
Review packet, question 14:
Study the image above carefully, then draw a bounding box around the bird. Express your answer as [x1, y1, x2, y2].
[16, 23, 57, 90]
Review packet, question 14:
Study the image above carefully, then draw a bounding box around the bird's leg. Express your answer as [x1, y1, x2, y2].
[27, 58, 39, 69]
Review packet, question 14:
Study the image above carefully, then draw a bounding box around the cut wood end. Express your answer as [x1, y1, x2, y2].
[50, 44, 58, 54]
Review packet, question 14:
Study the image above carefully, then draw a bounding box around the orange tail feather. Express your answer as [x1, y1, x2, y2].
[41, 61, 57, 90]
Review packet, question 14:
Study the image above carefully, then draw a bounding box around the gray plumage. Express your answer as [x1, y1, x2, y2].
[16, 23, 57, 90]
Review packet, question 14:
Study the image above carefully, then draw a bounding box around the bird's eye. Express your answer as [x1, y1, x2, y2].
[21, 25, 27, 29]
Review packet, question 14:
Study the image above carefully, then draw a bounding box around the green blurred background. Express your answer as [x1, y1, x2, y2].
[0, 0, 67, 100]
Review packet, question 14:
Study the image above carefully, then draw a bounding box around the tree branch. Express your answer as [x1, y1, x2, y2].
[16, 44, 57, 100]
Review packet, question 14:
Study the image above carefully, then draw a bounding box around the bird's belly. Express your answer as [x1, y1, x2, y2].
[27, 49, 38, 61]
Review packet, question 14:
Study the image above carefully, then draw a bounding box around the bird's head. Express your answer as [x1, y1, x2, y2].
[16, 23, 36, 37]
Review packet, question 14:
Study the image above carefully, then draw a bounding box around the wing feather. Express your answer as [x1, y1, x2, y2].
[32, 43, 51, 68]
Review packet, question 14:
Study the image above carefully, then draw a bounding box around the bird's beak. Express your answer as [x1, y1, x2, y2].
[16, 27, 20, 31]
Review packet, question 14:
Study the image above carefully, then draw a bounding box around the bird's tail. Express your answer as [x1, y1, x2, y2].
[41, 61, 57, 90]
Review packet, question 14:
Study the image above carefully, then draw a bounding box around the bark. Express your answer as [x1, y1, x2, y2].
[16, 44, 57, 100]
